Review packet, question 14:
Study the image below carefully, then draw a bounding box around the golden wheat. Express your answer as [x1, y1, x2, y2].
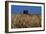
[11, 14, 41, 28]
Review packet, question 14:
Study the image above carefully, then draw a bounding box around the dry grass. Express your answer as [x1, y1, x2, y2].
[11, 14, 41, 28]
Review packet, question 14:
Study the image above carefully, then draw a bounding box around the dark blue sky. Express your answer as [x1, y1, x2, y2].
[11, 5, 41, 15]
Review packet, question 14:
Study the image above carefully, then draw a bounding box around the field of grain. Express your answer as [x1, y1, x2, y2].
[11, 14, 41, 28]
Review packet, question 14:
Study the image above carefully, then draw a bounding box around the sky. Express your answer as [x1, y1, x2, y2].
[11, 5, 41, 15]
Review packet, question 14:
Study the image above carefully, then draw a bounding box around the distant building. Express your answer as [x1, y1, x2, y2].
[23, 10, 28, 14]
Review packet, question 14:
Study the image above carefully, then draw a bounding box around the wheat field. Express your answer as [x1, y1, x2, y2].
[11, 14, 41, 28]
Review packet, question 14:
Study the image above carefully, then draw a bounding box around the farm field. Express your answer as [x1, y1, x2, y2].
[11, 14, 41, 28]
